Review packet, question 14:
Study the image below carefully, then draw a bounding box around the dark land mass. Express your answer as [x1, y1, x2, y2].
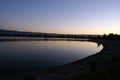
[0, 29, 120, 80]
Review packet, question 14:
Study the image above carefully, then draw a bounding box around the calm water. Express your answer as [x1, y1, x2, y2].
[0, 40, 102, 74]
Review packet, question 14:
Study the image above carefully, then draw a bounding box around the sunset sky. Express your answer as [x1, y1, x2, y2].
[0, 0, 120, 34]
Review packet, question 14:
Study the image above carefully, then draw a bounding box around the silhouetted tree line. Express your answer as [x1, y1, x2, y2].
[0, 30, 120, 40]
[88, 33, 120, 40]
[0, 31, 97, 38]
[101, 33, 120, 40]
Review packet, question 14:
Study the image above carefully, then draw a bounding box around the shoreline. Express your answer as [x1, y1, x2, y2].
[0, 38, 120, 80]
[36, 39, 119, 80]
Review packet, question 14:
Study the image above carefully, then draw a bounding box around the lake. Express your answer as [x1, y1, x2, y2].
[0, 39, 103, 75]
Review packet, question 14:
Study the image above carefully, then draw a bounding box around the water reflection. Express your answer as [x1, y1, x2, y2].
[0, 40, 103, 74]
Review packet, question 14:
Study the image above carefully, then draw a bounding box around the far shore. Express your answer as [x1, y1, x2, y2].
[0, 36, 89, 42]
[0, 37, 120, 80]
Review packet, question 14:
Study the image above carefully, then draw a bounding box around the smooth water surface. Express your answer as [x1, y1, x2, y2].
[0, 40, 102, 74]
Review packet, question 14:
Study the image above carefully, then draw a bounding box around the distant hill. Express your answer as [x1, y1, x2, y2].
[0, 29, 69, 38]
[0, 29, 100, 38]
[0, 29, 42, 34]
[0, 29, 20, 33]
[0, 29, 46, 37]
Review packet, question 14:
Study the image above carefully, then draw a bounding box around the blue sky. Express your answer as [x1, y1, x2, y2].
[0, 0, 120, 34]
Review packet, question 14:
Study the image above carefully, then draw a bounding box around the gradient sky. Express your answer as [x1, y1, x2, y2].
[0, 0, 120, 34]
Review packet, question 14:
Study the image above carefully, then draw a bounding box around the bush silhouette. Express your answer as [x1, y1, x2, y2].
[102, 33, 120, 40]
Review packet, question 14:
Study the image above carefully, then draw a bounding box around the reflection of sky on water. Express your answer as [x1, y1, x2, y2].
[0, 41, 102, 74]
